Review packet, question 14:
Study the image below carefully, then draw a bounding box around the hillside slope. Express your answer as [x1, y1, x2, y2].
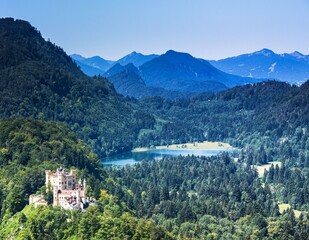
[0, 18, 147, 157]
[70, 54, 113, 76]
[105, 63, 187, 99]
[0, 118, 171, 239]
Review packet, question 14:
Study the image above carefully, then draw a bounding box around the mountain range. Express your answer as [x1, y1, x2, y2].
[209, 48, 309, 84]
[70, 54, 113, 76]
[72, 50, 261, 98]
[72, 48, 309, 98]
[70, 51, 158, 77]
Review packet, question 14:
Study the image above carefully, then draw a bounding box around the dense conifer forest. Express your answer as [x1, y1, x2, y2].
[0, 18, 309, 239]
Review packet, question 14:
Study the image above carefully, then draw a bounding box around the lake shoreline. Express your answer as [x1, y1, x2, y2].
[132, 141, 234, 153]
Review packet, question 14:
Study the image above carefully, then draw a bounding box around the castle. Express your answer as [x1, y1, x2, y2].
[29, 167, 89, 210]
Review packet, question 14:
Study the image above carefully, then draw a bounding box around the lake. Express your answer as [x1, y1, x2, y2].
[102, 149, 230, 166]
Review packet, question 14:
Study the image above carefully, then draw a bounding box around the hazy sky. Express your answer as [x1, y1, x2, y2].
[1, 0, 309, 60]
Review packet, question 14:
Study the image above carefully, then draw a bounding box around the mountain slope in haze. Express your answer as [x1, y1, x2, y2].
[139, 50, 260, 93]
[0, 18, 148, 157]
[70, 52, 158, 77]
[210, 48, 309, 84]
[104, 63, 186, 99]
[72, 50, 263, 96]
[116, 51, 158, 67]
[70, 54, 113, 76]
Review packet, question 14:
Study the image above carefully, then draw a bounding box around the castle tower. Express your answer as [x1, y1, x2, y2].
[70, 169, 76, 176]
[70, 169, 77, 189]
[76, 189, 80, 207]
[53, 188, 59, 206]
[45, 170, 51, 189]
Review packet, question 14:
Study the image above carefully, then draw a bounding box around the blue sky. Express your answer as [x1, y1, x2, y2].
[1, 0, 309, 60]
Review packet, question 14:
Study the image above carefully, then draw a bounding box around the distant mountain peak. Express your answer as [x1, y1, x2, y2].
[121, 63, 139, 72]
[253, 48, 274, 56]
[116, 51, 158, 67]
[165, 49, 190, 56]
[70, 54, 85, 61]
[105, 62, 139, 77]
[129, 51, 138, 55]
[290, 51, 305, 59]
[89, 55, 107, 61]
[70, 54, 114, 76]
[140, 49, 258, 92]
[162, 50, 195, 63]
[210, 48, 309, 84]
[165, 49, 177, 54]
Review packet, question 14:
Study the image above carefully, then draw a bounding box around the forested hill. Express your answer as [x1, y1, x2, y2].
[0, 18, 151, 157]
[0, 118, 102, 220]
[137, 80, 309, 164]
[207, 80, 309, 136]
[0, 119, 171, 239]
[0, 18, 82, 77]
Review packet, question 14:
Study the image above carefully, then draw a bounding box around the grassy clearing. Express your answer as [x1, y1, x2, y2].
[255, 161, 282, 177]
[278, 203, 302, 218]
[132, 141, 234, 152]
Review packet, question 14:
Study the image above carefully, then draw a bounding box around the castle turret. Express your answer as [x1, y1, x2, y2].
[82, 179, 87, 203]
[45, 170, 51, 189]
[76, 189, 80, 206]
[53, 188, 59, 206]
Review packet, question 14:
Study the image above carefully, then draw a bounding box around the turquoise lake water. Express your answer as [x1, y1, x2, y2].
[102, 149, 230, 166]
